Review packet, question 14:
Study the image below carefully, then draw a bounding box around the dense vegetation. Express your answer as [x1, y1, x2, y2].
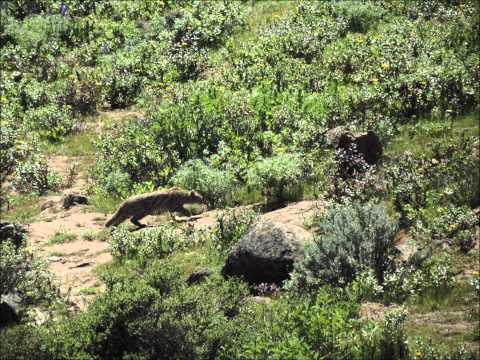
[1, 0, 479, 359]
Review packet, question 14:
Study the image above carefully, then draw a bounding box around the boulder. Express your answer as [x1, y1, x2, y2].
[62, 193, 88, 209]
[327, 127, 383, 165]
[222, 220, 305, 285]
[0, 292, 24, 328]
[0, 222, 26, 248]
[352, 131, 383, 165]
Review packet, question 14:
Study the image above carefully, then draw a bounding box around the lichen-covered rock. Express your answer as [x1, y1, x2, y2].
[222, 220, 305, 285]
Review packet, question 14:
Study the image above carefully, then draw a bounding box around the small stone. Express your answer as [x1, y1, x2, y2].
[62, 193, 88, 210]
[249, 296, 272, 305]
[187, 270, 212, 286]
[41, 200, 56, 211]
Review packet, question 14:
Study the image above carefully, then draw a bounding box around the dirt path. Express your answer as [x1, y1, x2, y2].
[27, 155, 111, 309]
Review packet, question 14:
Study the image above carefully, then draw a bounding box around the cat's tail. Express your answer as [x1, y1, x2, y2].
[105, 206, 128, 227]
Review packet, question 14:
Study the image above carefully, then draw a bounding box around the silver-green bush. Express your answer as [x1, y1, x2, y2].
[287, 202, 398, 293]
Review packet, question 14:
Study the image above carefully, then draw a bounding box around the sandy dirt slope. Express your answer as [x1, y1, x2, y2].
[26, 155, 111, 309]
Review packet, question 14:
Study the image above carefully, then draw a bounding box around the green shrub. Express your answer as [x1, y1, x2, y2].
[23, 103, 76, 141]
[246, 153, 306, 204]
[220, 288, 410, 360]
[287, 202, 398, 293]
[107, 223, 214, 264]
[53, 72, 99, 114]
[0, 121, 36, 184]
[0, 228, 55, 303]
[327, 1, 388, 33]
[387, 134, 479, 230]
[213, 208, 259, 254]
[6, 257, 248, 360]
[108, 225, 190, 262]
[409, 337, 477, 360]
[171, 159, 237, 208]
[12, 154, 61, 195]
[383, 253, 456, 303]
[47, 231, 77, 245]
[0, 324, 53, 360]
[93, 119, 166, 196]
[98, 50, 145, 109]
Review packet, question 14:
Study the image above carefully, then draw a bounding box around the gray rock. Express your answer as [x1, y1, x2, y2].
[222, 220, 305, 285]
[0, 222, 26, 248]
[62, 193, 88, 209]
[327, 127, 383, 165]
[0, 292, 24, 328]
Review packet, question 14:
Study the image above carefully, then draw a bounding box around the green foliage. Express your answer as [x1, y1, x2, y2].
[288, 202, 398, 293]
[422, 205, 478, 252]
[213, 208, 259, 254]
[108, 225, 193, 262]
[220, 289, 410, 360]
[98, 48, 146, 109]
[246, 153, 306, 204]
[0, 257, 249, 360]
[383, 253, 456, 303]
[409, 337, 477, 360]
[12, 154, 61, 195]
[93, 119, 165, 197]
[171, 159, 237, 207]
[47, 230, 77, 245]
[1, 2, 478, 358]
[386, 132, 479, 246]
[0, 228, 54, 303]
[0, 121, 35, 184]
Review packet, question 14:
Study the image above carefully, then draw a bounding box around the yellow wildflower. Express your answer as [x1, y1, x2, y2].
[381, 63, 390, 70]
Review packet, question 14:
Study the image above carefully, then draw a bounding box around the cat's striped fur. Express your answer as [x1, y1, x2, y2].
[105, 187, 203, 228]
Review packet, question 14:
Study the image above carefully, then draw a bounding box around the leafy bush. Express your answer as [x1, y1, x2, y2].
[171, 159, 236, 207]
[423, 205, 478, 252]
[0, 227, 54, 303]
[246, 153, 306, 204]
[108, 225, 190, 262]
[12, 154, 61, 195]
[0, 257, 248, 360]
[327, 1, 388, 33]
[93, 119, 166, 196]
[0, 121, 36, 184]
[220, 289, 410, 360]
[288, 202, 398, 293]
[23, 104, 76, 141]
[213, 208, 259, 254]
[383, 253, 456, 303]
[98, 50, 146, 109]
